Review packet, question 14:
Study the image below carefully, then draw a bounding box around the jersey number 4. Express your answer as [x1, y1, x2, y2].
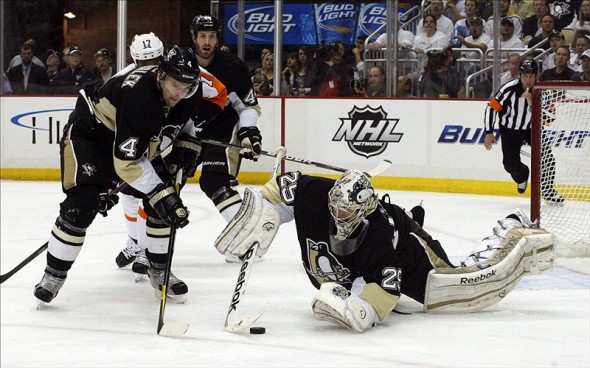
[119, 137, 139, 158]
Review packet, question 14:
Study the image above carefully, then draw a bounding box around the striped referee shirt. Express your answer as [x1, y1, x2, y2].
[484, 79, 531, 133]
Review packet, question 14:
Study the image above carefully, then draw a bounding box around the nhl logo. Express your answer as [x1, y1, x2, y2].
[332, 105, 402, 158]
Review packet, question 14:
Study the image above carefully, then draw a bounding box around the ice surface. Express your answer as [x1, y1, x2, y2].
[1, 180, 588, 368]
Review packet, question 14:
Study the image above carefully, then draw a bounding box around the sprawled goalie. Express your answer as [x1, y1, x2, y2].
[215, 170, 555, 333]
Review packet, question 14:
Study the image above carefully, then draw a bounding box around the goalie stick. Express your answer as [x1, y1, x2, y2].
[157, 169, 189, 337]
[200, 139, 392, 178]
[224, 146, 287, 332]
[0, 145, 174, 285]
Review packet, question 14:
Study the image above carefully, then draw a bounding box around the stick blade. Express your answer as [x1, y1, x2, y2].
[366, 159, 392, 177]
[224, 311, 264, 332]
[157, 320, 189, 336]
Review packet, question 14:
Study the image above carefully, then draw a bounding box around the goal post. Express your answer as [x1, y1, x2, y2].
[531, 82, 590, 257]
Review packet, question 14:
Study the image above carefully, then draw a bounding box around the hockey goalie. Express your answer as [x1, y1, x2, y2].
[215, 170, 555, 333]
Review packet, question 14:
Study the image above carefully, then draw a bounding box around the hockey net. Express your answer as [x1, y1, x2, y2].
[531, 82, 590, 257]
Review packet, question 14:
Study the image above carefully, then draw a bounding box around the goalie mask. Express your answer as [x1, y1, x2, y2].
[328, 170, 378, 256]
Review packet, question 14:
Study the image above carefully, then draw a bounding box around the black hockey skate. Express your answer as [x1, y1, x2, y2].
[34, 267, 67, 303]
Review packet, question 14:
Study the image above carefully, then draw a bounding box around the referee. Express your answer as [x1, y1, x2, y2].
[483, 59, 563, 203]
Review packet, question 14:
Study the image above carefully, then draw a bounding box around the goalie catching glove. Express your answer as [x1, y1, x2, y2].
[215, 187, 280, 257]
[237, 126, 262, 161]
[147, 183, 189, 228]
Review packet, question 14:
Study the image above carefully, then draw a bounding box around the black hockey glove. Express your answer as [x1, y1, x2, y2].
[237, 126, 262, 161]
[166, 133, 201, 179]
[98, 192, 119, 217]
[147, 184, 189, 228]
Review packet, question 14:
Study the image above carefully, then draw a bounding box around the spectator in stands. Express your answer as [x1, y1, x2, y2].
[50, 46, 93, 94]
[500, 53, 522, 85]
[458, 17, 491, 66]
[259, 52, 275, 91]
[523, 0, 549, 43]
[444, 0, 467, 24]
[511, 0, 535, 20]
[542, 31, 566, 70]
[45, 49, 63, 84]
[252, 69, 272, 96]
[571, 48, 590, 80]
[294, 46, 313, 96]
[396, 75, 416, 97]
[419, 47, 465, 98]
[528, 14, 558, 50]
[539, 45, 577, 79]
[1, 73, 12, 95]
[367, 22, 416, 56]
[62, 46, 71, 69]
[417, 0, 455, 40]
[487, 17, 526, 55]
[91, 48, 115, 82]
[220, 43, 232, 53]
[251, 47, 271, 76]
[6, 43, 49, 94]
[452, 0, 479, 47]
[350, 35, 366, 78]
[567, 0, 590, 33]
[569, 33, 590, 71]
[548, 0, 580, 30]
[355, 65, 386, 97]
[280, 52, 299, 96]
[414, 14, 450, 55]
[308, 43, 350, 97]
[8, 39, 45, 70]
[486, 0, 523, 39]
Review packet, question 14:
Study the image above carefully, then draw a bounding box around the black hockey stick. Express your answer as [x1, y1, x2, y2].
[157, 169, 189, 336]
[200, 139, 392, 178]
[0, 145, 175, 285]
[224, 146, 287, 332]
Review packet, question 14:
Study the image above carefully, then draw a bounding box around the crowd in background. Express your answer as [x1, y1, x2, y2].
[2, 0, 590, 98]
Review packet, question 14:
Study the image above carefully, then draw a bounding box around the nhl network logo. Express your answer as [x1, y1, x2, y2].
[332, 105, 403, 158]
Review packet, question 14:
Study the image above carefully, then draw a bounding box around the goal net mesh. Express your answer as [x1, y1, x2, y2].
[532, 84, 590, 257]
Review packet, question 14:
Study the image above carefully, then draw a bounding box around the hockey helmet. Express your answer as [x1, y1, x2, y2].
[190, 15, 222, 37]
[160, 46, 200, 84]
[328, 170, 378, 255]
[519, 59, 538, 75]
[129, 32, 164, 64]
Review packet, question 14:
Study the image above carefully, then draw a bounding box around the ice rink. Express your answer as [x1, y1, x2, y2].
[1, 179, 588, 368]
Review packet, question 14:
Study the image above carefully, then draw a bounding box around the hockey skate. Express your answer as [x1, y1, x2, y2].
[132, 249, 149, 282]
[115, 237, 141, 268]
[542, 189, 565, 204]
[517, 180, 528, 194]
[34, 267, 67, 304]
[148, 263, 188, 304]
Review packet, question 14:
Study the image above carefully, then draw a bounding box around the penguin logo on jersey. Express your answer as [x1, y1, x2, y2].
[81, 163, 97, 176]
[305, 239, 351, 284]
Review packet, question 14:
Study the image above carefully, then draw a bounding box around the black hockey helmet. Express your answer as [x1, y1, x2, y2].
[160, 45, 200, 84]
[519, 59, 538, 75]
[190, 15, 222, 37]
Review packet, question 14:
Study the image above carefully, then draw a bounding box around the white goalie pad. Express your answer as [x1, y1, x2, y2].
[424, 227, 555, 313]
[215, 188, 280, 257]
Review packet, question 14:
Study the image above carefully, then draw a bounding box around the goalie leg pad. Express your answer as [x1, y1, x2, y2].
[424, 228, 555, 313]
[215, 188, 281, 257]
[311, 282, 376, 333]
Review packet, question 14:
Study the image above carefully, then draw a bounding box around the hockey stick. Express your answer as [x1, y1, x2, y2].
[200, 139, 392, 178]
[0, 145, 175, 285]
[157, 168, 189, 336]
[224, 146, 287, 332]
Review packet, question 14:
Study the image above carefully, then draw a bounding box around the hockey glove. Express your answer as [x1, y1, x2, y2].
[166, 133, 201, 178]
[98, 192, 119, 217]
[147, 183, 189, 228]
[237, 126, 262, 161]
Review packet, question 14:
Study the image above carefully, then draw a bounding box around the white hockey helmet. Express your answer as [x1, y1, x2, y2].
[129, 32, 164, 64]
[328, 170, 378, 252]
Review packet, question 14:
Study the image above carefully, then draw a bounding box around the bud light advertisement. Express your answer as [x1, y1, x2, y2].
[222, 2, 415, 46]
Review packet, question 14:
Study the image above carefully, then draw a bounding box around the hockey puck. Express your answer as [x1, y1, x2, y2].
[250, 327, 266, 334]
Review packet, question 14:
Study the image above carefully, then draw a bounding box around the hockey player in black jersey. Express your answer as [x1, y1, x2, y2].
[215, 170, 555, 332]
[34, 46, 215, 304]
[189, 15, 264, 261]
